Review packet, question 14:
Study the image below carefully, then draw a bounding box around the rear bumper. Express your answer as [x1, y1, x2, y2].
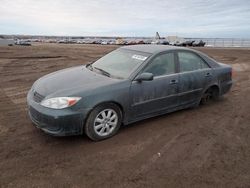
[220, 80, 233, 95]
[27, 90, 90, 136]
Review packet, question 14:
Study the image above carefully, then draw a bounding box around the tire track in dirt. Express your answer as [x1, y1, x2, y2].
[3, 86, 30, 105]
[105, 91, 248, 187]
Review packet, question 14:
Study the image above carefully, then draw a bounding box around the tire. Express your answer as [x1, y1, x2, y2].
[85, 103, 122, 141]
[200, 87, 219, 105]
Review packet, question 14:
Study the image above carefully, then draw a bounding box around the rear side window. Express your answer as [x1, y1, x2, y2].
[178, 52, 209, 72]
[143, 53, 175, 76]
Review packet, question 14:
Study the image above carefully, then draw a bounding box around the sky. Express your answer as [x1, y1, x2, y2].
[0, 0, 250, 38]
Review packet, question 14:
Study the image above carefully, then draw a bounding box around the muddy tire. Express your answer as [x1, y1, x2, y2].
[200, 87, 219, 105]
[85, 103, 122, 141]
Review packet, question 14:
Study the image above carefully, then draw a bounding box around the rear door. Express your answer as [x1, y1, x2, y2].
[177, 51, 212, 105]
[130, 52, 179, 118]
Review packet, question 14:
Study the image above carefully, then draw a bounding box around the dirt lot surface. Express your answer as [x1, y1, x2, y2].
[0, 44, 250, 188]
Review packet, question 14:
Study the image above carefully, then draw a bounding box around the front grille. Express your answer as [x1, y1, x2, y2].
[29, 106, 58, 129]
[29, 106, 42, 122]
[33, 91, 45, 103]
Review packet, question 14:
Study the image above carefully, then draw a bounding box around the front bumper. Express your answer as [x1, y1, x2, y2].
[27, 90, 90, 136]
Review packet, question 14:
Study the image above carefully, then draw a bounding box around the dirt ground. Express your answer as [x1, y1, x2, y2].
[0, 43, 250, 188]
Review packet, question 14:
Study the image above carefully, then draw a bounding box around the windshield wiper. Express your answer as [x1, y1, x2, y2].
[93, 66, 111, 77]
[86, 62, 94, 70]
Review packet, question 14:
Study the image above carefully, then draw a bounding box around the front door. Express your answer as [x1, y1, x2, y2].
[130, 52, 179, 118]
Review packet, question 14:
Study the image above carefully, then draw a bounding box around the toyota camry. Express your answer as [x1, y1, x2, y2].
[27, 45, 232, 141]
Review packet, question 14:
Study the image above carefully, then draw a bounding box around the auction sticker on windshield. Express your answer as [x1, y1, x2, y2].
[132, 54, 148, 61]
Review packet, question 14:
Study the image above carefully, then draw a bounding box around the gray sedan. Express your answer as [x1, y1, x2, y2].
[27, 45, 232, 141]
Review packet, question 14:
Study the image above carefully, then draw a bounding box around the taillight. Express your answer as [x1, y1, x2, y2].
[231, 68, 234, 79]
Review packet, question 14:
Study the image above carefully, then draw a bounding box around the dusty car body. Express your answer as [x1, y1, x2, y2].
[27, 45, 232, 141]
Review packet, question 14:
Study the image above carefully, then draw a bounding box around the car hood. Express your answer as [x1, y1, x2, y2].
[33, 65, 121, 97]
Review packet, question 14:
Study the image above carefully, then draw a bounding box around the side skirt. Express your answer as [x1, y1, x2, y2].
[124, 101, 199, 126]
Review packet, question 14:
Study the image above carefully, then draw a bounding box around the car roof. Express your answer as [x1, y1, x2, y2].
[120, 44, 219, 68]
[120, 44, 189, 54]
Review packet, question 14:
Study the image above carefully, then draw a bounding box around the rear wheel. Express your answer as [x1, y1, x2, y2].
[200, 86, 219, 105]
[85, 103, 122, 141]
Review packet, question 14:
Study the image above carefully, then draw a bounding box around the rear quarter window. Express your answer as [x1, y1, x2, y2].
[178, 52, 209, 72]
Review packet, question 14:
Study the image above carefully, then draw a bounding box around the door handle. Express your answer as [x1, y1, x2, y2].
[170, 79, 178, 84]
[205, 72, 211, 77]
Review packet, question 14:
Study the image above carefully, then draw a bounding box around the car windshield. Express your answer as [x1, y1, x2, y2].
[89, 49, 151, 79]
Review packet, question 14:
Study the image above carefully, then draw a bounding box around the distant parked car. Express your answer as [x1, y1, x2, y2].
[27, 45, 232, 141]
[101, 41, 108, 45]
[160, 41, 170, 45]
[109, 40, 116, 45]
[170, 40, 184, 46]
[183, 40, 195, 47]
[151, 40, 160, 45]
[127, 40, 137, 45]
[193, 40, 206, 47]
[15, 40, 31, 46]
[136, 40, 145, 45]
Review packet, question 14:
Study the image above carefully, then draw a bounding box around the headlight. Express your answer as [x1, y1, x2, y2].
[40, 97, 81, 109]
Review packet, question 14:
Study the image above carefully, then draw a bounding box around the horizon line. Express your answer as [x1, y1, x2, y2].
[1, 34, 250, 40]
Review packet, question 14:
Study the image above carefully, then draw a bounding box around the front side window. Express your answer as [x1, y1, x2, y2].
[143, 53, 175, 77]
[178, 52, 209, 72]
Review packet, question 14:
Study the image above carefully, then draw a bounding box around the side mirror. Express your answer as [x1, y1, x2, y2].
[135, 72, 154, 82]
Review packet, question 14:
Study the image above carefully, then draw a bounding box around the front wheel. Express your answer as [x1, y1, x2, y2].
[85, 103, 122, 141]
